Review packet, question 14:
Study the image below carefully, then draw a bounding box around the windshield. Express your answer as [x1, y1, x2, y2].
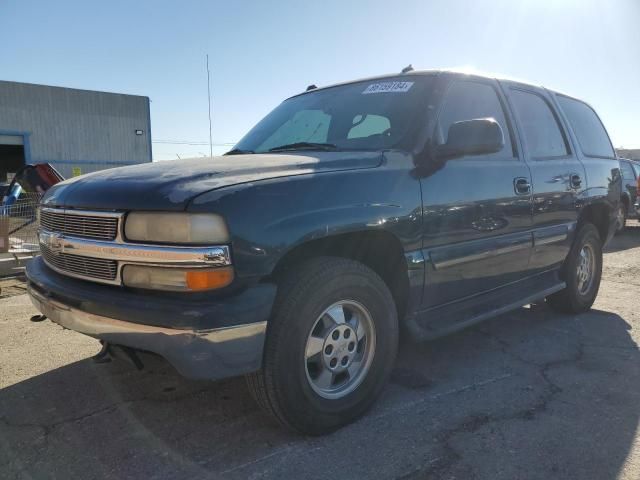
[233, 76, 434, 154]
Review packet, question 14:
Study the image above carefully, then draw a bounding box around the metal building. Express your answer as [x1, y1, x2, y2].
[0, 80, 152, 181]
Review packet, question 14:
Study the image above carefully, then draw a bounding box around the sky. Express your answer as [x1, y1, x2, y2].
[1, 0, 639, 160]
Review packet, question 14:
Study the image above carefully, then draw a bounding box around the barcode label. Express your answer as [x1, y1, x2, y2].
[362, 81, 414, 94]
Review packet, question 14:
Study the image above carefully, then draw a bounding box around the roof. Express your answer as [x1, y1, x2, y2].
[290, 68, 550, 99]
[0, 79, 149, 100]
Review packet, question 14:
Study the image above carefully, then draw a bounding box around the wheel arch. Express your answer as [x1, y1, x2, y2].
[268, 230, 410, 321]
[577, 202, 611, 242]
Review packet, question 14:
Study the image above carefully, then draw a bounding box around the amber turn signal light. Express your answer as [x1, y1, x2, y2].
[186, 267, 234, 291]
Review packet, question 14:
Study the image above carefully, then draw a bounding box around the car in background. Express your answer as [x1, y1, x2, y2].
[617, 158, 640, 232]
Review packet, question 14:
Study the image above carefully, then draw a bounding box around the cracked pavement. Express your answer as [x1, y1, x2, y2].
[1, 226, 639, 479]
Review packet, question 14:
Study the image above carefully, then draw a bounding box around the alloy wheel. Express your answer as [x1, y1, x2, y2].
[304, 300, 376, 400]
[576, 244, 596, 295]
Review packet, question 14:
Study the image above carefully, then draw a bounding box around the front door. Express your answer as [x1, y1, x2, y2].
[420, 78, 533, 308]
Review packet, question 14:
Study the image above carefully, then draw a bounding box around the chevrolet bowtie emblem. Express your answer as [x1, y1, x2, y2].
[40, 231, 64, 254]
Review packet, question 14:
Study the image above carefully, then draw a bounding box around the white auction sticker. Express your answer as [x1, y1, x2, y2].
[362, 81, 414, 94]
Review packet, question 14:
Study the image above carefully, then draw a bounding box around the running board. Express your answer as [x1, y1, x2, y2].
[406, 273, 566, 341]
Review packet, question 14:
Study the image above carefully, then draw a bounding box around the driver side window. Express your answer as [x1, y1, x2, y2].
[436, 80, 514, 158]
[257, 109, 330, 151]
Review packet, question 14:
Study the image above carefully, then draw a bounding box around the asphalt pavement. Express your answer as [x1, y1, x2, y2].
[1, 225, 639, 479]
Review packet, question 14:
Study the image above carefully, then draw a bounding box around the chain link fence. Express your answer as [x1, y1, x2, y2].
[0, 193, 41, 254]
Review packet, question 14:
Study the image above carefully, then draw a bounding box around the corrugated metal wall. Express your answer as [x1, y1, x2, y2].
[0, 80, 152, 178]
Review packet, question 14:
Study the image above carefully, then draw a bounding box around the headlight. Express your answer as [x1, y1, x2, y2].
[125, 212, 230, 244]
[122, 265, 234, 291]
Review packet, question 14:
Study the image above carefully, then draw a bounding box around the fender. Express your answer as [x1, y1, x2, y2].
[188, 152, 423, 282]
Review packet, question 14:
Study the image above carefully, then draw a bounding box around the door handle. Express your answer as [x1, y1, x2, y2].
[514, 177, 531, 195]
[570, 174, 582, 190]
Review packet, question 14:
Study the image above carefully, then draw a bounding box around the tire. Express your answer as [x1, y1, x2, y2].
[546, 223, 602, 314]
[246, 256, 398, 435]
[615, 202, 627, 234]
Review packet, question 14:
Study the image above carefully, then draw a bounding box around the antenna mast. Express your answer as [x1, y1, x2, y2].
[206, 54, 213, 158]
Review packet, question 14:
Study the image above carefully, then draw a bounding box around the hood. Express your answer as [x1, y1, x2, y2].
[42, 151, 382, 211]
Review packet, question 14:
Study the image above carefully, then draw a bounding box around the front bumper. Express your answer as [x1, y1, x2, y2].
[26, 257, 276, 380]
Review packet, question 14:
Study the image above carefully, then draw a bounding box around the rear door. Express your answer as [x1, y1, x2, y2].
[421, 77, 533, 308]
[502, 84, 585, 272]
[553, 94, 620, 244]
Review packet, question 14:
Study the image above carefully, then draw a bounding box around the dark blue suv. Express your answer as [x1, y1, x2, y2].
[27, 70, 621, 434]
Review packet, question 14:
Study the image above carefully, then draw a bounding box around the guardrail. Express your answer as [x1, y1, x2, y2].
[0, 193, 40, 254]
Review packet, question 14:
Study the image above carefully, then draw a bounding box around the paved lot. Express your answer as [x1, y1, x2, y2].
[1, 226, 639, 480]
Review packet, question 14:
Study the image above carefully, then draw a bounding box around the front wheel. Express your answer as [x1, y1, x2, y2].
[246, 257, 398, 435]
[546, 223, 603, 313]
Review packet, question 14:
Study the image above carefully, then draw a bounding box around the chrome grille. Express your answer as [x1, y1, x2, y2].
[40, 210, 119, 241]
[41, 244, 118, 281]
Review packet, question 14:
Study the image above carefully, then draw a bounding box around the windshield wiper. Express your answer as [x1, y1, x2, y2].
[225, 148, 255, 155]
[268, 142, 337, 152]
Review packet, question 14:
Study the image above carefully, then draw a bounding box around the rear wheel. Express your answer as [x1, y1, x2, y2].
[615, 202, 627, 234]
[246, 256, 398, 435]
[546, 223, 602, 313]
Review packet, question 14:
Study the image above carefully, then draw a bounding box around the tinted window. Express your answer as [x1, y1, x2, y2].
[633, 163, 640, 177]
[620, 161, 636, 180]
[436, 81, 513, 157]
[510, 90, 569, 158]
[557, 96, 614, 158]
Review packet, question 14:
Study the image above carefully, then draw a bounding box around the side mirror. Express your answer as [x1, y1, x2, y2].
[434, 118, 504, 160]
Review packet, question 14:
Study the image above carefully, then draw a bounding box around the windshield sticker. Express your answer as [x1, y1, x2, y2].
[362, 81, 414, 94]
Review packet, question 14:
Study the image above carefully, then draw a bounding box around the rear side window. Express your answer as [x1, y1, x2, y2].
[620, 161, 636, 180]
[436, 80, 514, 157]
[510, 90, 569, 158]
[557, 96, 615, 158]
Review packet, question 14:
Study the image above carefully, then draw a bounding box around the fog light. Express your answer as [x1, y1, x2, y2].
[122, 265, 234, 291]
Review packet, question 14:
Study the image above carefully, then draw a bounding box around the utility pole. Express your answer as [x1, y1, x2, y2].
[206, 54, 213, 158]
